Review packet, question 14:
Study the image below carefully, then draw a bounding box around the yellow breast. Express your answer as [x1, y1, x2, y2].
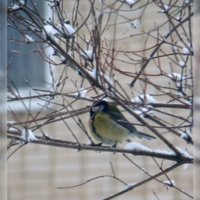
[89, 112, 130, 145]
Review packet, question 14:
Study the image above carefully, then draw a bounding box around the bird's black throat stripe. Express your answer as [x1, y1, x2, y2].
[91, 112, 103, 141]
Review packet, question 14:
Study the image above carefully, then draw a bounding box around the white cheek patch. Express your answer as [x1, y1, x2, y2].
[92, 106, 99, 112]
[92, 105, 104, 112]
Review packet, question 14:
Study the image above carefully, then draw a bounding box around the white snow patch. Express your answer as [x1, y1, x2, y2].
[85, 67, 97, 79]
[182, 47, 190, 54]
[48, 0, 61, 7]
[8, 127, 18, 131]
[125, 182, 136, 190]
[131, 19, 140, 28]
[124, 142, 152, 152]
[81, 50, 95, 61]
[133, 109, 146, 118]
[164, 4, 170, 10]
[141, 106, 152, 114]
[169, 72, 183, 81]
[131, 96, 143, 104]
[153, 149, 175, 156]
[113, 76, 117, 81]
[179, 130, 192, 141]
[178, 61, 185, 66]
[131, 94, 157, 104]
[78, 88, 87, 98]
[163, 180, 175, 188]
[11, 4, 20, 9]
[7, 121, 15, 125]
[60, 51, 72, 62]
[133, 106, 152, 118]
[100, 72, 113, 88]
[57, 23, 75, 36]
[86, 141, 93, 145]
[125, 0, 134, 6]
[69, 88, 87, 98]
[20, 0, 25, 4]
[21, 129, 38, 141]
[25, 35, 34, 43]
[43, 24, 58, 40]
[172, 45, 179, 50]
[176, 147, 193, 158]
[141, 168, 147, 173]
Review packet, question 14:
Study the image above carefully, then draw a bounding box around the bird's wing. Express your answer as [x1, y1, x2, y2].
[107, 110, 137, 133]
[115, 118, 137, 132]
[109, 113, 156, 140]
[105, 107, 156, 140]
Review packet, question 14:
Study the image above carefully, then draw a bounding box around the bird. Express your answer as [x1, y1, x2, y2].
[89, 100, 156, 147]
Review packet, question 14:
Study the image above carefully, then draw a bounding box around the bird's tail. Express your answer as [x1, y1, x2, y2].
[137, 131, 156, 140]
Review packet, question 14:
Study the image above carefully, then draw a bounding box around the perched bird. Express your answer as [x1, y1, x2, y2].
[89, 100, 155, 147]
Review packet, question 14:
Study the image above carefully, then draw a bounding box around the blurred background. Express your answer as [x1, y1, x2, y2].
[7, 1, 193, 200]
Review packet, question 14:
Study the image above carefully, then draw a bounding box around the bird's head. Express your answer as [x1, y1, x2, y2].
[90, 100, 109, 116]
